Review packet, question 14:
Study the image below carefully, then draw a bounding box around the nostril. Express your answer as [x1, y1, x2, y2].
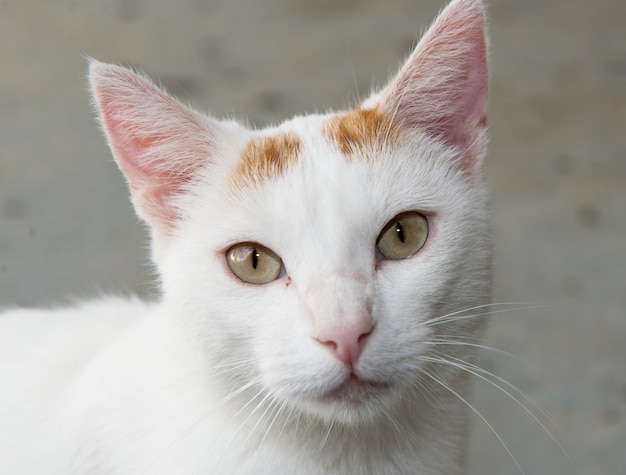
[358, 329, 371, 345]
[321, 340, 338, 352]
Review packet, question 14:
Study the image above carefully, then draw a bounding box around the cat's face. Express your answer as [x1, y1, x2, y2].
[90, 0, 490, 425]
[170, 118, 490, 424]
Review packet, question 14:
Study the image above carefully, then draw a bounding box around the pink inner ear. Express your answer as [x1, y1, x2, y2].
[103, 111, 170, 184]
[90, 61, 216, 229]
[381, 0, 488, 153]
[101, 112, 184, 225]
[447, 35, 488, 144]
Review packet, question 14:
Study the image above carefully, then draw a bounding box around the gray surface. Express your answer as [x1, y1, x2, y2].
[1, 0, 624, 473]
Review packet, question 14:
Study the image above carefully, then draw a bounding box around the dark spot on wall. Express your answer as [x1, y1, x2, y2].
[576, 205, 601, 228]
[601, 408, 620, 428]
[116, 0, 141, 22]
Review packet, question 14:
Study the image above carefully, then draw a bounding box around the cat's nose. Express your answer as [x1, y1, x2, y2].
[316, 321, 373, 366]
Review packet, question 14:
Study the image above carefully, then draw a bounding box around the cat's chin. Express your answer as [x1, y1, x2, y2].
[319, 375, 390, 405]
[293, 375, 395, 426]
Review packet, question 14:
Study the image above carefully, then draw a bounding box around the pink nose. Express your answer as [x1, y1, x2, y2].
[316, 321, 374, 366]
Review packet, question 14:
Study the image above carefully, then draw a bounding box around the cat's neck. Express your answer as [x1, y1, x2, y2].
[208, 375, 470, 474]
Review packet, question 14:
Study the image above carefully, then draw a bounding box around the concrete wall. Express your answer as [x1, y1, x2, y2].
[1, 1, 625, 473]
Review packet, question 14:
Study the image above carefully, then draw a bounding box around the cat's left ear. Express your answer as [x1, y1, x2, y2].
[376, 0, 489, 173]
[89, 60, 223, 235]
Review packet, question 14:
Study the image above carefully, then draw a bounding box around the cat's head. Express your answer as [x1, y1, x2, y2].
[90, 0, 490, 425]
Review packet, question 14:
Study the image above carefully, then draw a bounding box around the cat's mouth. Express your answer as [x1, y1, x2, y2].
[320, 374, 390, 404]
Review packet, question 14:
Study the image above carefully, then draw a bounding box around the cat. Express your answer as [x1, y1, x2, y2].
[0, 0, 491, 473]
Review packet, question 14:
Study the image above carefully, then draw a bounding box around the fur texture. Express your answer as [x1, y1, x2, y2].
[0, 1, 490, 473]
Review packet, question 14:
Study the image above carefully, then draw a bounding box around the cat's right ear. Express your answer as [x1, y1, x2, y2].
[89, 60, 221, 233]
[376, 0, 489, 173]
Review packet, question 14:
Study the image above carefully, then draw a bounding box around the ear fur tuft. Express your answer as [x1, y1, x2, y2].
[379, 0, 489, 171]
[89, 60, 220, 231]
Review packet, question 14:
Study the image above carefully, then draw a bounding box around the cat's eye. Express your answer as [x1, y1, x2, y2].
[376, 212, 428, 260]
[226, 243, 283, 285]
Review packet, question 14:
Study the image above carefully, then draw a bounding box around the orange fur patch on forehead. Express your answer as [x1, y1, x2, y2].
[232, 131, 302, 188]
[324, 106, 398, 159]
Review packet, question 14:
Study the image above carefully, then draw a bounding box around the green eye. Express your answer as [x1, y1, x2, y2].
[226, 243, 282, 284]
[376, 212, 428, 260]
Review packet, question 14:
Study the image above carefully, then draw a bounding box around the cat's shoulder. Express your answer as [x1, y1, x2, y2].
[0, 295, 151, 324]
[0, 296, 152, 360]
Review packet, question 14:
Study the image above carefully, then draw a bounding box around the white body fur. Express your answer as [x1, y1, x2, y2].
[0, 1, 491, 473]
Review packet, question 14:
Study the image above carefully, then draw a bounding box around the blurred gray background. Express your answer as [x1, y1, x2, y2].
[1, 0, 624, 473]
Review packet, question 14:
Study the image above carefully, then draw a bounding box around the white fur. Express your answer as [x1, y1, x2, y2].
[0, 1, 491, 473]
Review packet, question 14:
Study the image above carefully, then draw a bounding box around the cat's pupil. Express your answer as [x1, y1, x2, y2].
[395, 222, 405, 243]
[252, 249, 259, 269]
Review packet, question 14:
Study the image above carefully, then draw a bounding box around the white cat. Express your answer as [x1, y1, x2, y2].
[0, 0, 491, 473]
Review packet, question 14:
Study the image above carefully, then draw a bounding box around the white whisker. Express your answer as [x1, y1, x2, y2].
[422, 369, 526, 475]
[142, 376, 264, 473]
[264, 398, 293, 458]
[380, 406, 408, 447]
[423, 302, 554, 329]
[426, 337, 516, 359]
[241, 393, 280, 450]
[318, 418, 335, 453]
[203, 384, 269, 474]
[424, 354, 574, 470]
